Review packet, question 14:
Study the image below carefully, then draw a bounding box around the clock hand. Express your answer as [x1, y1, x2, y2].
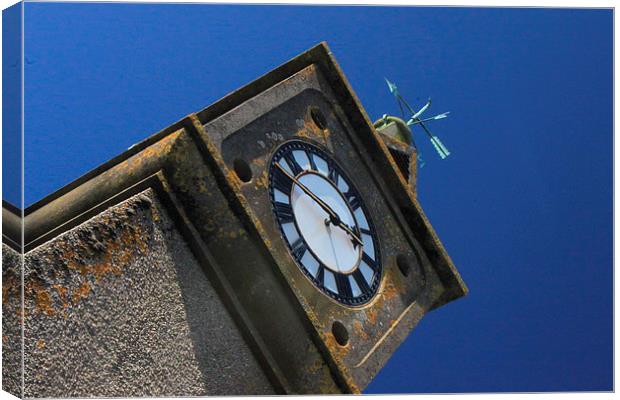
[275, 163, 364, 247]
[325, 224, 341, 271]
[276, 162, 340, 221]
[327, 218, 363, 248]
[335, 220, 364, 248]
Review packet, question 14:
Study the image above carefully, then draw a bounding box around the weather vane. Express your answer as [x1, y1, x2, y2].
[373, 78, 451, 168]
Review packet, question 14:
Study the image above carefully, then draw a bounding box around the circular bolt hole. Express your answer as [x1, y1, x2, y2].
[233, 158, 252, 183]
[396, 254, 411, 277]
[309, 107, 327, 130]
[332, 321, 349, 346]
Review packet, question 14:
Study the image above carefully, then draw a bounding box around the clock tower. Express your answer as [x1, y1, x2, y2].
[2, 42, 467, 397]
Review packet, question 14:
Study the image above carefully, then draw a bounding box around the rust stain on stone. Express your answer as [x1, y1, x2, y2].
[65, 221, 148, 283]
[254, 169, 269, 190]
[252, 157, 266, 168]
[225, 170, 243, 190]
[51, 284, 70, 309]
[304, 358, 340, 394]
[23, 194, 153, 318]
[72, 282, 91, 305]
[353, 320, 369, 341]
[294, 113, 331, 145]
[26, 280, 56, 317]
[366, 308, 378, 326]
[2, 274, 18, 305]
[294, 128, 312, 139]
[151, 205, 161, 222]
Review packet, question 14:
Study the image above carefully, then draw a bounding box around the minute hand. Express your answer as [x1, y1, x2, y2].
[275, 163, 363, 247]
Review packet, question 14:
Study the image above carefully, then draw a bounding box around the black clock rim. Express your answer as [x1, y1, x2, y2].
[268, 139, 382, 307]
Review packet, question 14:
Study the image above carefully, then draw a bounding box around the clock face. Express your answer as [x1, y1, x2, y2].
[268, 140, 381, 306]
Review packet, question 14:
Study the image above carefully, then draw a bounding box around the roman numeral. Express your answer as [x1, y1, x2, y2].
[362, 252, 378, 271]
[353, 225, 362, 242]
[344, 190, 360, 210]
[273, 167, 293, 194]
[316, 264, 325, 286]
[283, 153, 303, 176]
[328, 164, 339, 185]
[352, 269, 371, 293]
[307, 151, 318, 171]
[290, 237, 307, 260]
[335, 273, 353, 298]
[274, 202, 294, 223]
[360, 228, 372, 235]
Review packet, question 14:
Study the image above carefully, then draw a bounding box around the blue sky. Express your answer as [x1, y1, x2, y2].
[17, 3, 613, 393]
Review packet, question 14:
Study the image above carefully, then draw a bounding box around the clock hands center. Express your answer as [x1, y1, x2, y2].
[275, 163, 364, 247]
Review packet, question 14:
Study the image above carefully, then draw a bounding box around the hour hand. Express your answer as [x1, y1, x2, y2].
[324, 218, 363, 248]
[335, 220, 363, 248]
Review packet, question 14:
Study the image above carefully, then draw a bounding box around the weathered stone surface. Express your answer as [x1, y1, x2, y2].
[2, 243, 22, 398]
[15, 189, 272, 397]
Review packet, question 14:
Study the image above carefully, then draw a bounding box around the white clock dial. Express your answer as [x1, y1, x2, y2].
[269, 140, 381, 306]
[291, 172, 360, 274]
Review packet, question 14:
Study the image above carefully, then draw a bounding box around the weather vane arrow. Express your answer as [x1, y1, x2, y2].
[378, 78, 452, 165]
